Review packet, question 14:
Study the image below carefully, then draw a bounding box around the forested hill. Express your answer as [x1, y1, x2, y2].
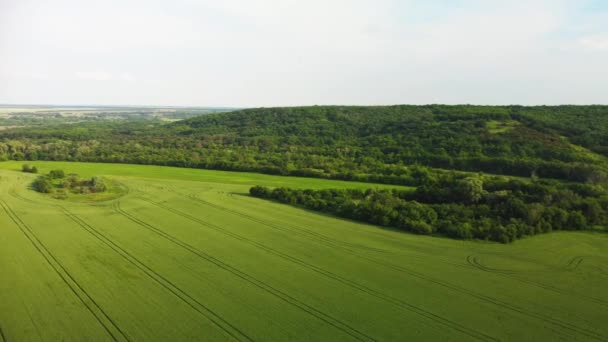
[169, 105, 608, 181]
[1, 105, 607, 186]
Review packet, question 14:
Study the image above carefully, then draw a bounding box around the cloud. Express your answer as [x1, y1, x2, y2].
[579, 35, 608, 51]
[75, 71, 135, 82]
[1, 0, 607, 106]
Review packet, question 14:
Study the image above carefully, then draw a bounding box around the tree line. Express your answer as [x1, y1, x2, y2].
[250, 173, 607, 243]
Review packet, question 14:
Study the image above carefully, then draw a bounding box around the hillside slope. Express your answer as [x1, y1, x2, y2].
[1, 105, 607, 185]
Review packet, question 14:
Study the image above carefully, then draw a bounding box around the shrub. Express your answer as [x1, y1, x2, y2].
[32, 176, 53, 193]
[90, 177, 107, 193]
[48, 170, 65, 179]
[22, 164, 38, 173]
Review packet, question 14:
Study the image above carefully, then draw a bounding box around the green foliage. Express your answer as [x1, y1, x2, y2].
[31, 170, 108, 197]
[21, 164, 38, 173]
[90, 176, 107, 193]
[250, 173, 607, 242]
[455, 176, 484, 203]
[31, 176, 52, 193]
[1, 105, 607, 186]
[48, 169, 65, 179]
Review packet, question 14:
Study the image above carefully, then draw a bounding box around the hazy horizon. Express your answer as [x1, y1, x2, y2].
[1, 0, 607, 107]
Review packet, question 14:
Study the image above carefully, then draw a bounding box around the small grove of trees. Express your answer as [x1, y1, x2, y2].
[31, 169, 108, 196]
[32, 169, 67, 194]
[21, 164, 38, 174]
[249, 174, 607, 243]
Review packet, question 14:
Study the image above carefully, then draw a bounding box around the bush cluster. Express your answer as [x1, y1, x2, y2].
[31, 169, 107, 197]
[21, 164, 38, 174]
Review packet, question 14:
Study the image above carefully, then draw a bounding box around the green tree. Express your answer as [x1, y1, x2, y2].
[456, 176, 484, 203]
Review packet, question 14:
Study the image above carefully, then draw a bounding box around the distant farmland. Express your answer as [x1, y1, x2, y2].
[0, 161, 606, 341]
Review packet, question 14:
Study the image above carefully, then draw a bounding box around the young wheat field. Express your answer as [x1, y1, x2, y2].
[0, 161, 606, 341]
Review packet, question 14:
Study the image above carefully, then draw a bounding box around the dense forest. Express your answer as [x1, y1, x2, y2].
[1, 105, 607, 187]
[250, 173, 607, 242]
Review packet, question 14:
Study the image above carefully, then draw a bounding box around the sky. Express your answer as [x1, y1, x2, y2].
[0, 0, 607, 107]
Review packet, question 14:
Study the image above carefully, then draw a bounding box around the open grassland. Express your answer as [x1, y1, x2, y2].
[0, 161, 606, 341]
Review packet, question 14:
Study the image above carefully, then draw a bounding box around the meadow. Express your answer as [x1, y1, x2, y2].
[0, 161, 606, 341]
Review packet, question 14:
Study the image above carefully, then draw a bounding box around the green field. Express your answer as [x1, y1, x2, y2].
[0, 161, 606, 341]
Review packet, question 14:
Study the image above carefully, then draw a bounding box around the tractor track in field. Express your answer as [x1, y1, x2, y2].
[366, 256, 604, 341]
[466, 255, 520, 275]
[113, 200, 378, 342]
[180, 193, 605, 341]
[207, 189, 608, 314]
[135, 197, 499, 342]
[0, 324, 6, 342]
[187, 193, 394, 254]
[0, 200, 130, 342]
[466, 255, 608, 308]
[134, 185, 394, 256]
[564, 256, 585, 271]
[8, 183, 254, 341]
[8, 181, 606, 340]
[234, 192, 468, 253]
[8, 187, 42, 205]
[185, 192, 469, 269]
[136, 183, 469, 270]
[59, 207, 252, 342]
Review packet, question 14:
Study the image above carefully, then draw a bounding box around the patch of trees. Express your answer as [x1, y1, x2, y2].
[31, 169, 107, 197]
[250, 174, 607, 243]
[2, 105, 608, 187]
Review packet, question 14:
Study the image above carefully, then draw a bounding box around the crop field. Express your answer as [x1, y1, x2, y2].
[0, 161, 606, 341]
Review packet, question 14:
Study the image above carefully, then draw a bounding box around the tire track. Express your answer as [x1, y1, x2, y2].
[8, 187, 41, 205]
[60, 207, 252, 342]
[234, 192, 466, 253]
[141, 184, 468, 269]
[186, 192, 468, 269]
[467, 249, 566, 274]
[263, 197, 607, 308]
[466, 256, 518, 275]
[467, 256, 608, 308]
[0, 200, 129, 342]
[135, 197, 498, 342]
[113, 201, 378, 342]
[362, 256, 603, 341]
[9, 181, 253, 341]
[564, 256, 584, 271]
[187, 193, 390, 254]
[182, 193, 604, 340]
[0, 324, 6, 342]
